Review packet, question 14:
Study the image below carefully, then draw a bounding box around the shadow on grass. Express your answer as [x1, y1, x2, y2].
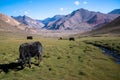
[0, 62, 23, 73]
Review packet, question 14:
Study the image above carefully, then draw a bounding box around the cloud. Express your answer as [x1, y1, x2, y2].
[74, 1, 80, 6]
[60, 8, 64, 11]
[83, 1, 88, 4]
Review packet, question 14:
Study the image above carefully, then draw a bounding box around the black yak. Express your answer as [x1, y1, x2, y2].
[69, 37, 75, 41]
[19, 41, 42, 68]
[27, 36, 33, 40]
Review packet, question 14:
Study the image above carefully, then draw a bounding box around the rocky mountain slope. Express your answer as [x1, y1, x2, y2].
[12, 15, 44, 29]
[0, 13, 27, 36]
[42, 15, 65, 26]
[82, 16, 120, 36]
[0, 13, 39, 35]
[108, 9, 120, 14]
[0, 13, 27, 30]
[0, 13, 20, 26]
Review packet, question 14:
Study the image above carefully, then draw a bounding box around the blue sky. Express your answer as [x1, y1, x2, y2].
[0, 0, 120, 19]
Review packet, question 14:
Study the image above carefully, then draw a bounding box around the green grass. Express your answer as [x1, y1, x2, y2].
[0, 36, 120, 80]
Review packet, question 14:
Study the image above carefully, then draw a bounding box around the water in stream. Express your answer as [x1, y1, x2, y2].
[99, 47, 120, 64]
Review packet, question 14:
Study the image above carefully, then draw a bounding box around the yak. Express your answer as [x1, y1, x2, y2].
[27, 36, 33, 40]
[19, 41, 42, 68]
[69, 37, 75, 41]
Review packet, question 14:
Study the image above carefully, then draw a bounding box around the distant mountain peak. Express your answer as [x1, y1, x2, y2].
[78, 8, 88, 11]
[42, 15, 65, 25]
[72, 8, 89, 13]
[108, 9, 120, 14]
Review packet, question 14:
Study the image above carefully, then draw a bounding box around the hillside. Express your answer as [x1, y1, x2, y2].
[42, 15, 65, 26]
[0, 20, 27, 37]
[13, 15, 44, 29]
[108, 9, 120, 14]
[83, 16, 120, 36]
[0, 13, 27, 36]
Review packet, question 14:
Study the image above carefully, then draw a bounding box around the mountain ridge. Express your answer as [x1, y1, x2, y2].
[41, 15, 65, 26]
[12, 8, 120, 32]
[82, 16, 120, 36]
[12, 15, 44, 29]
[0, 13, 28, 35]
[43, 8, 120, 31]
[108, 9, 120, 14]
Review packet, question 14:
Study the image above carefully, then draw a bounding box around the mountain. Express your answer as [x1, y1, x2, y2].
[12, 15, 44, 29]
[42, 15, 65, 26]
[108, 9, 120, 14]
[0, 13, 20, 26]
[0, 13, 27, 30]
[0, 13, 27, 35]
[82, 16, 120, 36]
[1, 8, 120, 37]
[44, 8, 120, 31]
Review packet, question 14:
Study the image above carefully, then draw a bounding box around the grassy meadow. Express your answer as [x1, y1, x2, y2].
[0, 36, 120, 80]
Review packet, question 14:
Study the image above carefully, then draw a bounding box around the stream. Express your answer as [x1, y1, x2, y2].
[85, 42, 120, 64]
[98, 46, 120, 64]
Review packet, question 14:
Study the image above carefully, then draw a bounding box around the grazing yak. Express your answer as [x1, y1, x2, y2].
[58, 37, 62, 40]
[19, 41, 42, 68]
[27, 36, 33, 40]
[69, 37, 75, 41]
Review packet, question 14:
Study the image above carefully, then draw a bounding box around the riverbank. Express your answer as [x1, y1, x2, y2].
[84, 38, 120, 64]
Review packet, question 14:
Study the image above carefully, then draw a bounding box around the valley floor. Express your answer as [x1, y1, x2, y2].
[0, 36, 120, 80]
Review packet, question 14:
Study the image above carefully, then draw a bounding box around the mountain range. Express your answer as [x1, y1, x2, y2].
[0, 8, 120, 37]
[43, 8, 119, 31]
[12, 8, 120, 32]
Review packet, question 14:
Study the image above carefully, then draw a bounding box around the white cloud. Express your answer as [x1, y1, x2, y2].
[60, 8, 64, 11]
[83, 1, 88, 4]
[74, 1, 80, 6]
